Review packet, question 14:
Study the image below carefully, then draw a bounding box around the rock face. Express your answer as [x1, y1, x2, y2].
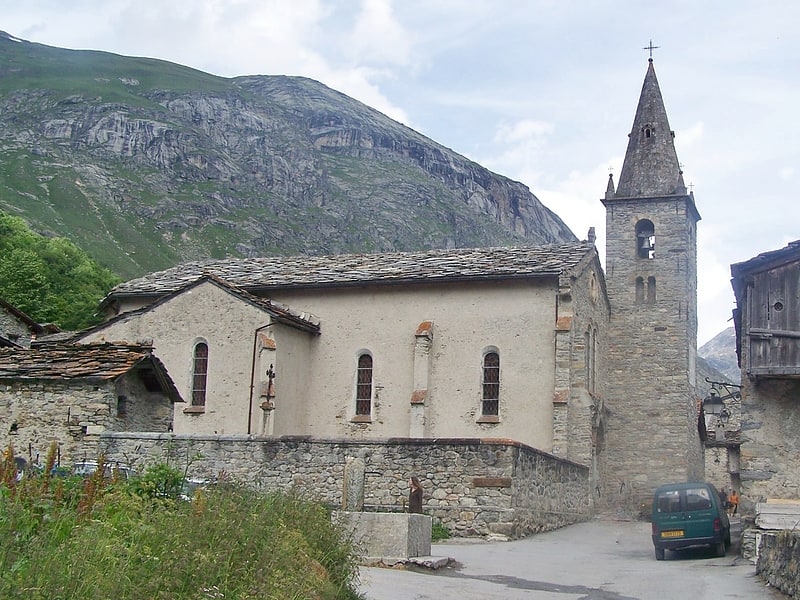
[0, 33, 575, 279]
[698, 327, 740, 383]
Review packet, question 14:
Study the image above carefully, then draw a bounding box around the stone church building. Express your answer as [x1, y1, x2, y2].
[1, 58, 704, 526]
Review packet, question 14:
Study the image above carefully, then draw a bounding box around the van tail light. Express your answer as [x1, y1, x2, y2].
[713, 518, 722, 532]
[652, 523, 659, 536]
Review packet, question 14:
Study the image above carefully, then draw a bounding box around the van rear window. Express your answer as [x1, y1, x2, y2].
[656, 490, 682, 513]
[685, 487, 712, 510]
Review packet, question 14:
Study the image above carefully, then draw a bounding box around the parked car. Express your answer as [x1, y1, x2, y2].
[180, 477, 213, 501]
[651, 482, 730, 560]
[72, 460, 137, 480]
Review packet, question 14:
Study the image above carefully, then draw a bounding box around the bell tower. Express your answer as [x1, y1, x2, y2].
[599, 58, 702, 515]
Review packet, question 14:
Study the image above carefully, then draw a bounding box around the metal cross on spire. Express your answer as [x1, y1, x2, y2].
[643, 39, 660, 59]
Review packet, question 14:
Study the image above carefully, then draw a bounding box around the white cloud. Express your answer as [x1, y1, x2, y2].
[3, 0, 798, 345]
[348, 0, 414, 67]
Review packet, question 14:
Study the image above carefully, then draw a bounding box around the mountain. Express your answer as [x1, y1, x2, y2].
[698, 327, 740, 384]
[0, 32, 576, 280]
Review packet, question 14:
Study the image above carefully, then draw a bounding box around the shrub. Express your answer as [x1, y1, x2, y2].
[0, 455, 364, 599]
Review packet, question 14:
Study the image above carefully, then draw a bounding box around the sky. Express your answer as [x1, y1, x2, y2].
[3, 0, 799, 346]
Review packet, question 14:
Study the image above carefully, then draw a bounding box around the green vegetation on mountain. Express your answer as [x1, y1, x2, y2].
[0, 211, 119, 329]
[0, 31, 575, 283]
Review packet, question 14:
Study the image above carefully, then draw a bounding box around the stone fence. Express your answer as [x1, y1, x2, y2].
[97, 433, 591, 538]
[756, 530, 800, 596]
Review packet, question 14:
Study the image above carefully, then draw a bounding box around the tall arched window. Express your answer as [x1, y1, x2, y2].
[635, 277, 645, 303]
[191, 342, 209, 406]
[647, 276, 657, 304]
[482, 352, 500, 416]
[355, 354, 373, 416]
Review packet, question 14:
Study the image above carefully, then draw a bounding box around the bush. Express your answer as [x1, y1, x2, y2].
[0, 454, 364, 599]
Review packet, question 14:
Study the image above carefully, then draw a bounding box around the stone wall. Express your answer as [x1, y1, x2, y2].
[97, 433, 591, 538]
[739, 378, 800, 515]
[756, 530, 800, 596]
[0, 376, 174, 467]
[0, 307, 32, 348]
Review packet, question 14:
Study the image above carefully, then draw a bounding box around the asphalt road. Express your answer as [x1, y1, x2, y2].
[357, 520, 785, 600]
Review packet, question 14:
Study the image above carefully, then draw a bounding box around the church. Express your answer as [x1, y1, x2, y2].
[2, 58, 704, 525]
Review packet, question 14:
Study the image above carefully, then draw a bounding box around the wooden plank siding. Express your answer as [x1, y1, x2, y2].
[746, 261, 800, 377]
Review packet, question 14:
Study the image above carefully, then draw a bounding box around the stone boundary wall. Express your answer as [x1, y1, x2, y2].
[97, 433, 591, 538]
[756, 530, 800, 596]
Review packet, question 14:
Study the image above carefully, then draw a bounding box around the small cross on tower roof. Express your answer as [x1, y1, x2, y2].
[643, 39, 660, 60]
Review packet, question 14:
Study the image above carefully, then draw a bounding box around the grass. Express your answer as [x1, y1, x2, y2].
[431, 519, 451, 542]
[0, 445, 364, 600]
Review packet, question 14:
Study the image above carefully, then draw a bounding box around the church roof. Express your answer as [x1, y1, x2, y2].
[614, 59, 687, 199]
[88, 273, 320, 337]
[104, 243, 595, 302]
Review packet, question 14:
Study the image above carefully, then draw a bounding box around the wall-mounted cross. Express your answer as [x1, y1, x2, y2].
[643, 39, 660, 58]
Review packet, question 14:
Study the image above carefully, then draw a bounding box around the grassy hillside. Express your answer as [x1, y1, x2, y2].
[0, 32, 576, 282]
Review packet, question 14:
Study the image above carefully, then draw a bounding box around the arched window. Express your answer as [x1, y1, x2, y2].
[191, 342, 209, 406]
[355, 354, 373, 416]
[482, 352, 500, 416]
[647, 276, 657, 304]
[635, 219, 655, 259]
[635, 277, 645, 303]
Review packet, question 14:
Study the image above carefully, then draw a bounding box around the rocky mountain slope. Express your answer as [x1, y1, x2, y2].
[698, 327, 740, 383]
[0, 32, 575, 280]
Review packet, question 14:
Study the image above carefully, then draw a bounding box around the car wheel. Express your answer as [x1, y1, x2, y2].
[655, 546, 665, 561]
[715, 540, 726, 557]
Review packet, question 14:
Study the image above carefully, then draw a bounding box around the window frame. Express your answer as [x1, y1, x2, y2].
[190, 341, 209, 408]
[353, 352, 373, 422]
[479, 350, 500, 422]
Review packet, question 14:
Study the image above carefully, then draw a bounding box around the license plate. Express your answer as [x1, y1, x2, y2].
[661, 530, 684, 538]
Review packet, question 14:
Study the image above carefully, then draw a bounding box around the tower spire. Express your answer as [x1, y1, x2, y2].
[614, 60, 684, 198]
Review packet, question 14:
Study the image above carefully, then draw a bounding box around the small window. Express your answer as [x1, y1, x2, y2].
[355, 354, 373, 416]
[647, 276, 656, 304]
[482, 352, 500, 416]
[117, 395, 127, 418]
[192, 342, 209, 406]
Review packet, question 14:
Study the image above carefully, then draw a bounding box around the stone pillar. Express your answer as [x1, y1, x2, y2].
[409, 321, 433, 438]
[342, 456, 366, 511]
[551, 316, 572, 457]
[257, 334, 277, 436]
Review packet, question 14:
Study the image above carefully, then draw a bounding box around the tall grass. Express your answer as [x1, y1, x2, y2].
[0, 446, 364, 599]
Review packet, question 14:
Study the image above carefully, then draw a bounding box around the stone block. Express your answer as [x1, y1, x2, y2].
[755, 502, 800, 529]
[334, 511, 431, 558]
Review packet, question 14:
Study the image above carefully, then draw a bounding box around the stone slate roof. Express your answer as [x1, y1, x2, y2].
[87, 274, 320, 338]
[105, 243, 595, 301]
[731, 239, 800, 281]
[614, 59, 686, 199]
[0, 334, 20, 348]
[0, 343, 182, 401]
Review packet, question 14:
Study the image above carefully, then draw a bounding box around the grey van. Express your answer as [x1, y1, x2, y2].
[651, 482, 730, 560]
